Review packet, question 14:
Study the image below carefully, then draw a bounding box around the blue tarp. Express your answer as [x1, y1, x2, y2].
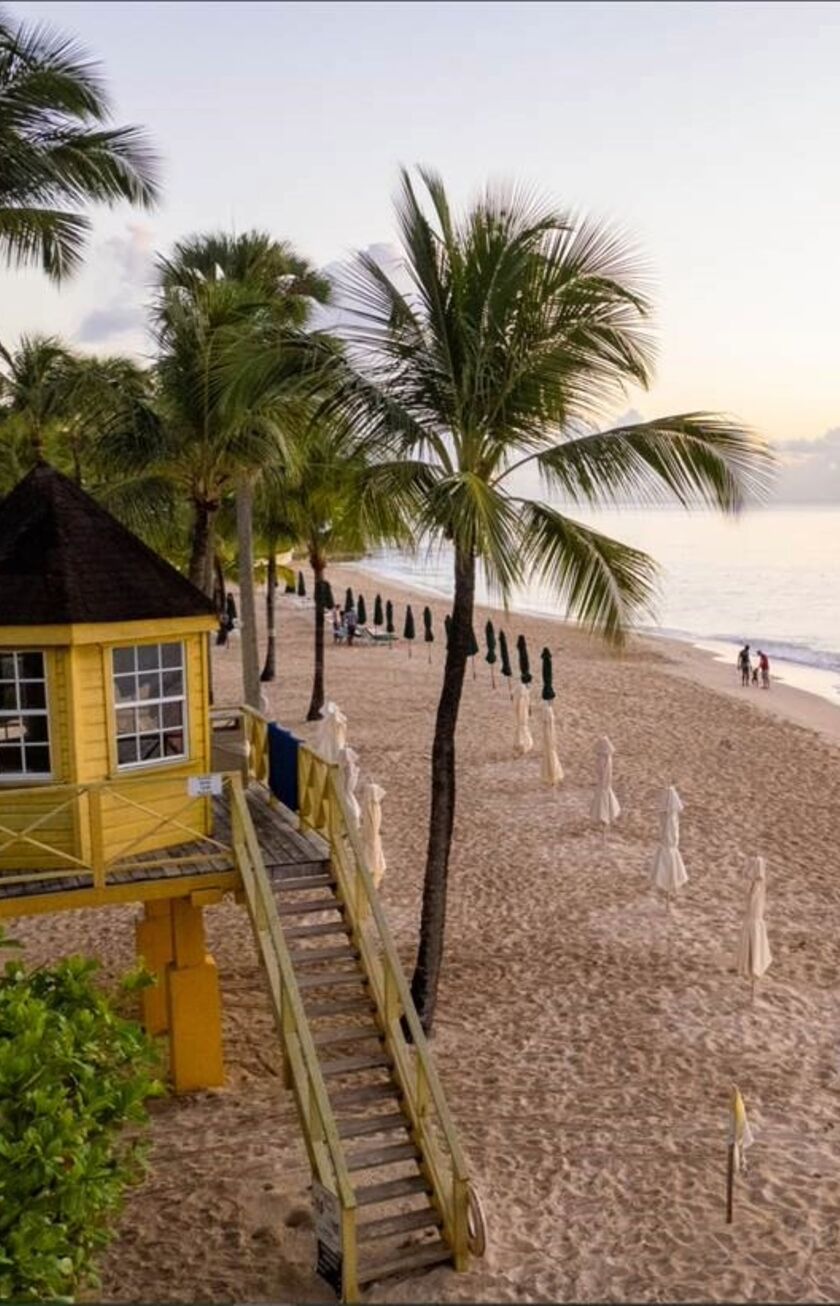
[268, 723, 299, 812]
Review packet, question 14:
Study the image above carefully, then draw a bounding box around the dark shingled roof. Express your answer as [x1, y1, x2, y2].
[0, 464, 216, 626]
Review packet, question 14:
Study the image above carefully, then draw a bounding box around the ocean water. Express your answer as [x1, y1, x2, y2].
[356, 506, 840, 705]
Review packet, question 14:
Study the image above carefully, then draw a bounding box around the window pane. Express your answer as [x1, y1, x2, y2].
[161, 642, 182, 668]
[22, 714, 48, 743]
[0, 684, 17, 711]
[18, 652, 44, 679]
[138, 671, 160, 701]
[114, 674, 138, 703]
[162, 700, 183, 728]
[113, 647, 134, 675]
[0, 716, 24, 743]
[0, 654, 15, 680]
[115, 708, 136, 736]
[117, 737, 138, 766]
[161, 670, 183, 697]
[137, 704, 160, 733]
[0, 744, 22, 773]
[139, 734, 161, 761]
[163, 730, 184, 757]
[137, 645, 160, 671]
[24, 745, 50, 773]
[20, 681, 46, 711]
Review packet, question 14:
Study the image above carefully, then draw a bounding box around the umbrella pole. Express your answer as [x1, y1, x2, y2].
[491, 666, 496, 690]
[471, 657, 476, 681]
[726, 1142, 735, 1223]
[428, 646, 432, 665]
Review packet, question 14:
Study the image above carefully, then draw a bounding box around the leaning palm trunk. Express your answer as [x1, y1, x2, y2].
[261, 549, 277, 682]
[410, 547, 474, 1033]
[306, 557, 327, 721]
[235, 474, 262, 709]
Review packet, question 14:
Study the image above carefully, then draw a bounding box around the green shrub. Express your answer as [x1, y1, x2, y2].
[0, 927, 163, 1300]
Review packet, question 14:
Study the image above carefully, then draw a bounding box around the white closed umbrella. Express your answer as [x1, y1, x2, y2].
[513, 683, 533, 757]
[736, 856, 771, 1000]
[361, 782, 386, 889]
[338, 745, 361, 828]
[317, 700, 347, 763]
[540, 703, 563, 786]
[651, 785, 688, 901]
[591, 735, 620, 827]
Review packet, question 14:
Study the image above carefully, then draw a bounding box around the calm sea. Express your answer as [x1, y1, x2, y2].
[356, 506, 840, 706]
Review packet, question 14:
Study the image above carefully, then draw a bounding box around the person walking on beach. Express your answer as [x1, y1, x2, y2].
[738, 644, 751, 686]
[757, 649, 770, 689]
[345, 605, 358, 647]
[332, 606, 343, 644]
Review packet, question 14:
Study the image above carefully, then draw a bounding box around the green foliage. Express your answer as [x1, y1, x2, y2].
[0, 929, 163, 1301]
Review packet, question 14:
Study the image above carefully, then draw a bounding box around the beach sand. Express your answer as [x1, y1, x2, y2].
[10, 563, 840, 1303]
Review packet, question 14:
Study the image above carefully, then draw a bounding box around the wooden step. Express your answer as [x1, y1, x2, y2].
[357, 1239, 452, 1286]
[271, 873, 333, 891]
[358, 1206, 443, 1243]
[338, 1112, 407, 1140]
[328, 1081, 396, 1109]
[285, 921, 349, 941]
[347, 1141, 419, 1171]
[321, 1052, 391, 1077]
[356, 1175, 430, 1207]
[276, 897, 339, 917]
[290, 945, 358, 965]
[296, 971, 365, 991]
[313, 1025, 381, 1048]
[306, 996, 374, 1018]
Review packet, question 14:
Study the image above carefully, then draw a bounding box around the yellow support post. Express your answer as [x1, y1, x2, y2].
[135, 898, 173, 1035]
[166, 896, 225, 1093]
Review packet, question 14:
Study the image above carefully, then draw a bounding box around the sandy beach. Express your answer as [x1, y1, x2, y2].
[11, 563, 840, 1304]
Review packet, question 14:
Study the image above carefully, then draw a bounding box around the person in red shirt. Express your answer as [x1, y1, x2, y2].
[757, 650, 770, 689]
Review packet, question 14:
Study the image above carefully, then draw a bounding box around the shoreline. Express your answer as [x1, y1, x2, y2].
[352, 558, 840, 748]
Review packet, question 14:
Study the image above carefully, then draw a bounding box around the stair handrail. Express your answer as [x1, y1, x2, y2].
[298, 745, 471, 1270]
[228, 773, 359, 1299]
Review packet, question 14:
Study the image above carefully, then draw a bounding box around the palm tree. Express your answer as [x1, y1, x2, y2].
[321, 167, 773, 1031]
[0, 8, 159, 279]
[0, 334, 75, 466]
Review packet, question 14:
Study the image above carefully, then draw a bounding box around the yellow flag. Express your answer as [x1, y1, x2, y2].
[729, 1085, 754, 1172]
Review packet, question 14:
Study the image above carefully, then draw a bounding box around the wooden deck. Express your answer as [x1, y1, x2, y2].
[0, 785, 329, 912]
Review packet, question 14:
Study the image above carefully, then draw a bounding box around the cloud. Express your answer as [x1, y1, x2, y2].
[76, 303, 147, 343]
[75, 224, 156, 350]
[772, 427, 840, 503]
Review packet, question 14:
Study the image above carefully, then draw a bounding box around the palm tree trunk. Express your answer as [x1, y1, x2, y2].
[261, 549, 277, 682]
[188, 500, 216, 598]
[306, 556, 326, 722]
[213, 553, 226, 617]
[410, 546, 474, 1034]
[235, 474, 262, 710]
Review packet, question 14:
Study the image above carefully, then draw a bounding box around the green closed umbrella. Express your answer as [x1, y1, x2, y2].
[344, 587, 354, 614]
[499, 630, 513, 697]
[541, 647, 556, 701]
[284, 579, 296, 595]
[516, 633, 532, 685]
[386, 599, 395, 651]
[374, 593, 384, 628]
[468, 626, 479, 680]
[297, 570, 306, 598]
[357, 594, 367, 626]
[485, 620, 497, 689]
[423, 606, 434, 662]
[444, 613, 452, 648]
[404, 604, 415, 657]
[318, 578, 335, 611]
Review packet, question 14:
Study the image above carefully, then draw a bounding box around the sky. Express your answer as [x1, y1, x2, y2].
[2, 0, 840, 493]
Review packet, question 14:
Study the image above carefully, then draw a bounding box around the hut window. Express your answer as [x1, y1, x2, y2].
[112, 642, 187, 768]
[0, 651, 51, 778]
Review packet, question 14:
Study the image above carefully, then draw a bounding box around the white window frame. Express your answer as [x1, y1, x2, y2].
[0, 649, 52, 783]
[111, 641, 189, 773]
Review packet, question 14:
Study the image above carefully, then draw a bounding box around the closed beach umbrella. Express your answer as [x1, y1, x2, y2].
[735, 856, 771, 999]
[316, 700, 347, 763]
[423, 606, 434, 662]
[297, 570, 306, 598]
[317, 577, 334, 611]
[540, 703, 563, 786]
[344, 586, 354, 614]
[444, 613, 452, 647]
[284, 579, 296, 595]
[385, 599, 395, 634]
[374, 593, 384, 628]
[468, 626, 479, 679]
[516, 634, 533, 685]
[591, 735, 620, 828]
[499, 630, 513, 697]
[361, 782, 387, 889]
[513, 683, 534, 757]
[541, 647, 556, 701]
[338, 745, 361, 828]
[651, 785, 688, 901]
[485, 620, 497, 689]
[357, 593, 367, 626]
[404, 604, 415, 656]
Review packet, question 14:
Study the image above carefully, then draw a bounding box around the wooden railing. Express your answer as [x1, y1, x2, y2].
[210, 703, 269, 785]
[228, 773, 359, 1300]
[298, 744, 472, 1273]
